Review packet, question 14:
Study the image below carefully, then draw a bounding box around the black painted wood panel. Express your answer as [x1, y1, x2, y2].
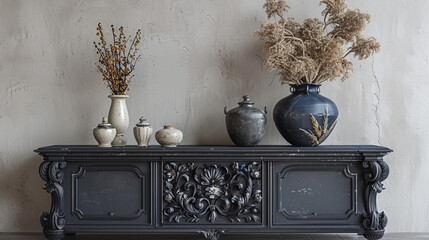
[272, 162, 361, 226]
[63, 162, 151, 226]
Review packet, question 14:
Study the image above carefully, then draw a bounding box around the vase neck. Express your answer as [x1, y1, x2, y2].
[108, 95, 129, 99]
[290, 84, 320, 94]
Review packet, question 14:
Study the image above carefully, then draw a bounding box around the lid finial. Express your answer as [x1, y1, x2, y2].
[136, 116, 151, 127]
[238, 95, 254, 106]
[96, 117, 114, 129]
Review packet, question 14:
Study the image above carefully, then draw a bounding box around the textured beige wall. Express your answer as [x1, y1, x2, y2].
[0, 0, 428, 232]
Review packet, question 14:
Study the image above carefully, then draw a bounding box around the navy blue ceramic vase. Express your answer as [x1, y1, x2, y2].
[273, 83, 339, 146]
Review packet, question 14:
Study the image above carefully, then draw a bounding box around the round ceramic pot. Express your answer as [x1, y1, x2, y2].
[133, 117, 153, 147]
[93, 117, 116, 147]
[273, 83, 339, 146]
[155, 125, 183, 147]
[108, 95, 129, 146]
[224, 95, 267, 146]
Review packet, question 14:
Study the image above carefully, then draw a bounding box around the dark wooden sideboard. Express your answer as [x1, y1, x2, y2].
[35, 145, 392, 240]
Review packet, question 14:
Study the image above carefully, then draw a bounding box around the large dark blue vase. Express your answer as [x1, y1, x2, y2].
[273, 83, 339, 146]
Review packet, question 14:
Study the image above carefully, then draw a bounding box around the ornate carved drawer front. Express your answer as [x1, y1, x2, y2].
[272, 162, 359, 225]
[65, 163, 151, 225]
[162, 161, 263, 225]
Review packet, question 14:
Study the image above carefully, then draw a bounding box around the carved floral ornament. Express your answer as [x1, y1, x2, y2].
[163, 162, 262, 223]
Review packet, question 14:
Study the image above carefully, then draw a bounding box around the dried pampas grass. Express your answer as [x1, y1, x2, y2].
[255, 0, 380, 85]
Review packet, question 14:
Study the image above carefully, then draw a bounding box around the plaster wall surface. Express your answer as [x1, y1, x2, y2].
[0, 0, 428, 233]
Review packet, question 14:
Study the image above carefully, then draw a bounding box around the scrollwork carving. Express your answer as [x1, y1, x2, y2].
[163, 162, 262, 223]
[200, 230, 225, 240]
[39, 161, 67, 240]
[362, 159, 389, 240]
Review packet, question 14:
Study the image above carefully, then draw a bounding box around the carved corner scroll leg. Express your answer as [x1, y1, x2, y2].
[362, 159, 389, 240]
[39, 161, 67, 240]
[200, 230, 226, 240]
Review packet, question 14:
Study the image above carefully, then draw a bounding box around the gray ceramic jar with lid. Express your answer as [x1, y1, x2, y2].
[133, 117, 153, 147]
[93, 117, 116, 147]
[224, 95, 267, 146]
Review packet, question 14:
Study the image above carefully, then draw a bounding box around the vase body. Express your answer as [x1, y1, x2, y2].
[93, 117, 116, 147]
[225, 96, 267, 146]
[273, 83, 339, 146]
[133, 117, 153, 148]
[134, 126, 153, 147]
[155, 125, 183, 147]
[108, 95, 129, 146]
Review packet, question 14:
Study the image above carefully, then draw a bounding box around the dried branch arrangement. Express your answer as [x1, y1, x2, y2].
[94, 23, 141, 95]
[255, 0, 380, 85]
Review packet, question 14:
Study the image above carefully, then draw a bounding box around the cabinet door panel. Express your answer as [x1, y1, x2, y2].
[272, 162, 359, 225]
[161, 160, 264, 226]
[64, 163, 151, 225]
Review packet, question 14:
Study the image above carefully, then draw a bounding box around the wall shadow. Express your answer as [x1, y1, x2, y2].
[0, 153, 49, 232]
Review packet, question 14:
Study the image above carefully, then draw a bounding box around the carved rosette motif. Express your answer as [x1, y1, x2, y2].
[163, 162, 262, 224]
[362, 159, 389, 240]
[39, 161, 67, 240]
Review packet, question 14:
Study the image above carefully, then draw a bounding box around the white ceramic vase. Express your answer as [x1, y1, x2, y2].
[93, 117, 116, 147]
[155, 125, 183, 148]
[133, 117, 153, 147]
[108, 95, 129, 146]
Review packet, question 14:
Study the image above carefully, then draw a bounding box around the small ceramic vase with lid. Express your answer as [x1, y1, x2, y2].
[224, 95, 267, 146]
[155, 125, 183, 148]
[133, 117, 153, 147]
[93, 117, 116, 147]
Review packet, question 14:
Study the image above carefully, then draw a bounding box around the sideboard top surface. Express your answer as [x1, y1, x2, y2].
[35, 145, 392, 161]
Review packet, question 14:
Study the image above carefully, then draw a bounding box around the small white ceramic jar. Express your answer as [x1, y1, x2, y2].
[155, 125, 183, 148]
[93, 117, 116, 147]
[133, 117, 153, 147]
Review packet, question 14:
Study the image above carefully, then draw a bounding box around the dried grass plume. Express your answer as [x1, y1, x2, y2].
[255, 0, 380, 85]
